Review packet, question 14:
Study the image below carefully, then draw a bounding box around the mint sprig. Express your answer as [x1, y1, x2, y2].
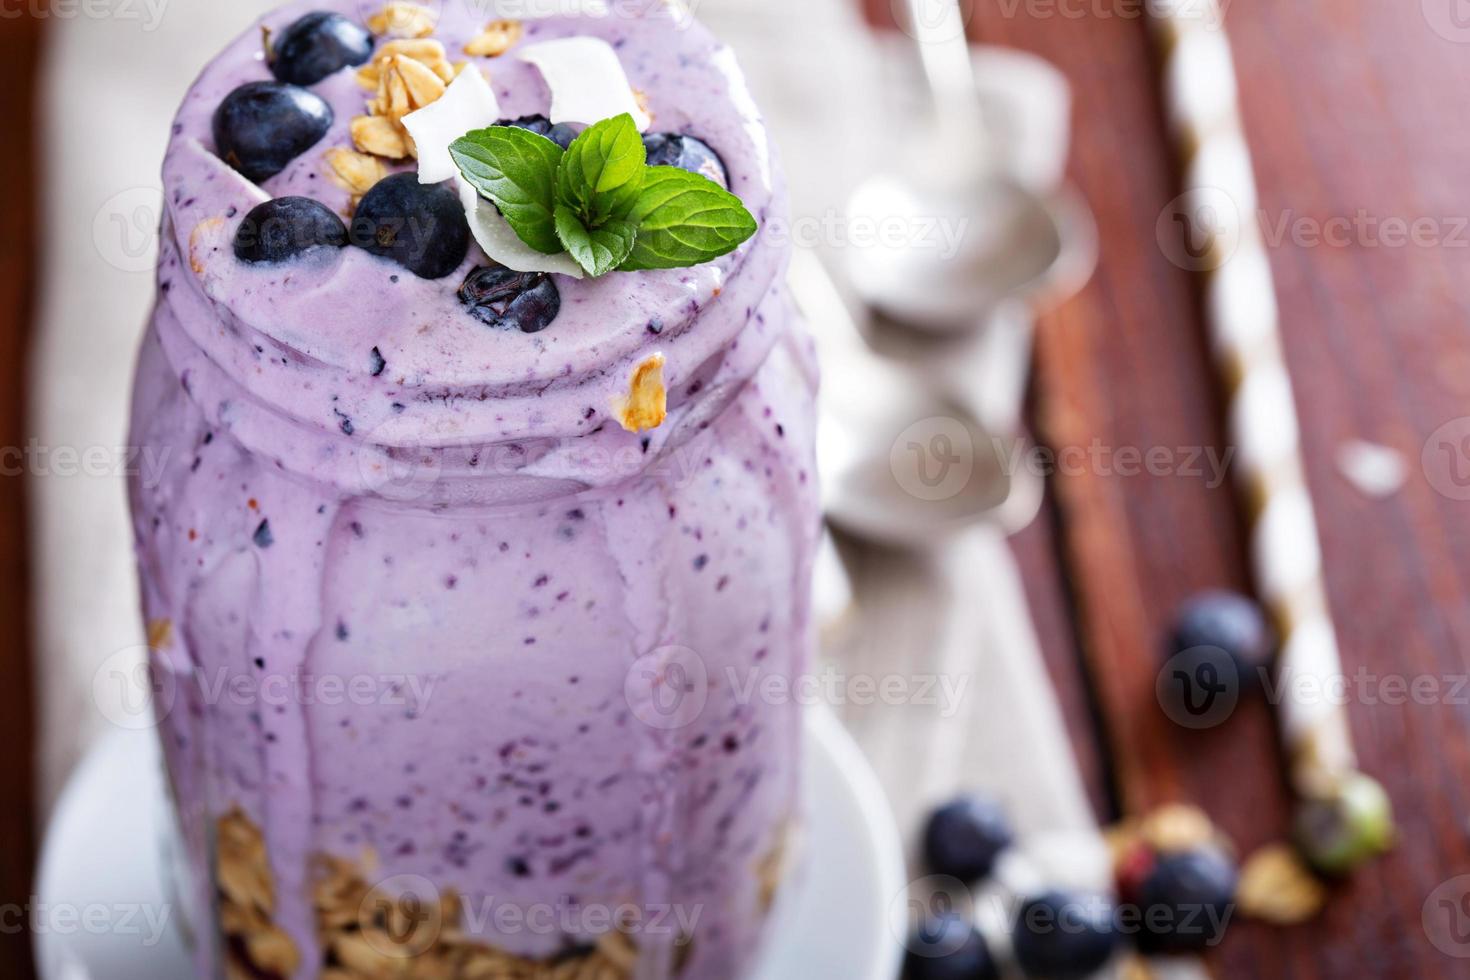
[451, 113, 756, 277]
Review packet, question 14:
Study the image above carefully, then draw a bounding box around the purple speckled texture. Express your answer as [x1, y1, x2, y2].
[127, 2, 819, 977]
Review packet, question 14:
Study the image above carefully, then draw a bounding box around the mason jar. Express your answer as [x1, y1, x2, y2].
[128, 3, 818, 977]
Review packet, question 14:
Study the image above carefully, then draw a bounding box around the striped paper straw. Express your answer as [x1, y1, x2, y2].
[1145, 0, 1393, 872]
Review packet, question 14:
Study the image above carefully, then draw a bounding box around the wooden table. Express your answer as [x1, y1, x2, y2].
[862, 0, 1470, 976]
[2, 10, 42, 980]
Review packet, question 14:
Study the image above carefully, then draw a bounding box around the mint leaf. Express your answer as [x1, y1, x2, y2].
[619, 166, 758, 271]
[450, 126, 565, 255]
[554, 206, 637, 277]
[557, 113, 646, 226]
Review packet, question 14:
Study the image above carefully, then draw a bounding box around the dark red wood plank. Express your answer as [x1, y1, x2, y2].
[0, 9, 42, 980]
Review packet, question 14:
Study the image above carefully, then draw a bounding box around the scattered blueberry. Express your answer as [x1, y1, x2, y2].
[369, 347, 387, 377]
[213, 81, 334, 183]
[1012, 891, 1117, 980]
[1135, 846, 1238, 953]
[1169, 590, 1275, 685]
[253, 520, 275, 549]
[459, 266, 561, 333]
[904, 915, 998, 980]
[643, 133, 729, 188]
[269, 11, 374, 86]
[233, 197, 347, 263]
[1294, 771, 1395, 875]
[504, 114, 578, 150]
[923, 793, 1014, 883]
[350, 173, 469, 279]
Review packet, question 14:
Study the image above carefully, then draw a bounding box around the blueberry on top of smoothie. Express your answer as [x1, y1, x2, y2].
[269, 11, 375, 86]
[234, 197, 348, 263]
[212, 81, 334, 183]
[504, 114, 578, 150]
[459, 266, 562, 334]
[349, 173, 470, 279]
[643, 133, 729, 188]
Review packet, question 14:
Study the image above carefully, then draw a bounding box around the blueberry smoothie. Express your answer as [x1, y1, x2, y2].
[127, 3, 818, 977]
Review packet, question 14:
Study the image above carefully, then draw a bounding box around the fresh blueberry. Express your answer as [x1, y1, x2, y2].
[350, 173, 470, 279]
[213, 81, 334, 183]
[1169, 590, 1275, 686]
[642, 133, 729, 188]
[459, 266, 562, 334]
[233, 197, 347, 263]
[269, 11, 374, 86]
[904, 916, 998, 980]
[1135, 847, 1238, 953]
[1012, 891, 1117, 980]
[504, 114, 578, 150]
[923, 794, 1014, 883]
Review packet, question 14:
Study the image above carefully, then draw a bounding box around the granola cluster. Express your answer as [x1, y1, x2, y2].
[216, 808, 302, 979]
[312, 852, 644, 979]
[348, 4, 525, 162]
[613, 354, 668, 434]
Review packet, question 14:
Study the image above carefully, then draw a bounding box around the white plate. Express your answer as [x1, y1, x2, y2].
[35, 709, 905, 980]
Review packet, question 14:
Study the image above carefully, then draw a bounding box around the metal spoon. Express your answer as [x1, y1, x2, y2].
[789, 250, 1041, 547]
[846, 0, 1097, 335]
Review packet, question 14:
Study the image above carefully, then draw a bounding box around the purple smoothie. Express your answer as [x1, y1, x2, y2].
[128, 3, 819, 977]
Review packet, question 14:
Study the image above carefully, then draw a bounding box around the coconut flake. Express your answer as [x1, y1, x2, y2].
[518, 37, 651, 131]
[403, 66, 502, 184]
[458, 180, 586, 278]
